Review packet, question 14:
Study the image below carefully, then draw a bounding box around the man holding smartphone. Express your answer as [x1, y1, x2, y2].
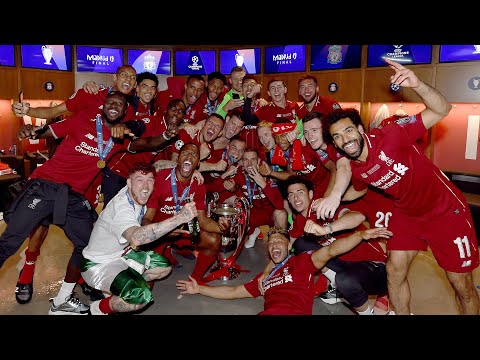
[216, 66, 246, 119]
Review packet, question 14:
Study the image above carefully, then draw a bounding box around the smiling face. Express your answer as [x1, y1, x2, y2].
[136, 78, 157, 106]
[177, 143, 200, 181]
[226, 138, 246, 164]
[127, 170, 155, 206]
[113, 65, 137, 95]
[166, 100, 186, 126]
[241, 150, 259, 175]
[287, 183, 313, 216]
[274, 132, 291, 151]
[267, 233, 290, 264]
[102, 92, 128, 125]
[267, 80, 287, 105]
[230, 69, 246, 92]
[207, 78, 225, 102]
[298, 78, 318, 104]
[224, 115, 245, 139]
[329, 117, 366, 160]
[257, 126, 275, 150]
[201, 115, 224, 143]
[303, 117, 324, 150]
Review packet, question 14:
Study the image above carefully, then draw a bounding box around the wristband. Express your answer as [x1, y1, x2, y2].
[162, 131, 171, 141]
[323, 222, 333, 234]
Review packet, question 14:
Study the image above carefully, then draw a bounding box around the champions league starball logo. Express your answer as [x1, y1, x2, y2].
[383, 45, 411, 63]
[143, 54, 157, 72]
[188, 55, 202, 71]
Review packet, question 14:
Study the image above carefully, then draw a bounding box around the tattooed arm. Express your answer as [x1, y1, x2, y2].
[122, 202, 197, 248]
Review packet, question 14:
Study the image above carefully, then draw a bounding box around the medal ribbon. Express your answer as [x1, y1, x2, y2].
[244, 174, 257, 205]
[262, 254, 292, 287]
[96, 114, 114, 162]
[126, 190, 145, 223]
[206, 98, 218, 115]
[170, 168, 191, 213]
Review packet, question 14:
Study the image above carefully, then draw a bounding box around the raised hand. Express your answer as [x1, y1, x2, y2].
[82, 81, 100, 94]
[11, 101, 30, 117]
[315, 194, 341, 220]
[359, 227, 393, 240]
[178, 201, 198, 224]
[304, 219, 328, 236]
[176, 275, 200, 294]
[385, 58, 420, 89]
[258, 160, 272, 177]
[17, 124, 43, 139]
[223, 178, 237, 192]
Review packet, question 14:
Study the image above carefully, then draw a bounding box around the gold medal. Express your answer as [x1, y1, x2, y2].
[97, 160, 106, 169]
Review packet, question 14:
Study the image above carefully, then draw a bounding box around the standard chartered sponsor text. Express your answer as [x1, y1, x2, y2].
[75, 142, 99, 157]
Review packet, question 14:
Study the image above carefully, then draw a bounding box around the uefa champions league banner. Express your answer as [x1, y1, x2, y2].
[175, 50, 216, 76]
[219, 48, 261, 75]
[21, 45, 72, 71]
[76, 46, 123, 73]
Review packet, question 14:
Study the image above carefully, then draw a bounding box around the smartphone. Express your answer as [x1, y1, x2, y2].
[232, 93, 240, 100]
[18, 90, 23, 103]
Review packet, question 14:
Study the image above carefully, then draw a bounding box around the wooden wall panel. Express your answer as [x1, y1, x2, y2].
[19, 69, 74, 100]
[0, 67, 19, 100]
[435, 63, 480, 103]
[312, 69, 362, 102]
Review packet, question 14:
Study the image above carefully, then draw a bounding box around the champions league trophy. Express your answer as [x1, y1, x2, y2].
[42, 45, 53, 65]
[235, 53, 244, 66]
[473, 45, 480, 54]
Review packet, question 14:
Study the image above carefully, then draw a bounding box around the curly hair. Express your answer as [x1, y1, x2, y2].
[128, 162, 156, 177]
[322, 107, 364, 145]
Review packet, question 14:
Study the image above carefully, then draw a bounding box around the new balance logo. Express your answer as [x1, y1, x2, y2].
[393, 163, 409, 176]
[165, 197, 173, 202]
[28, 198, 41, 210]
[462, 260, 472, 268]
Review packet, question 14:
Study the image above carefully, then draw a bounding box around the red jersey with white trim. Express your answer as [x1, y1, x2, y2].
[30, 109, 129, 195]
[197, 90, 227, 122]
[171, 129, 213, 158]
[232, 172, 284, 210]
[296, 144, 331, 198]
[107, 113, 165, 178]
[244, 252, 316, 315]
[254, 100, 300, 123]
[64, 87, 135, 120]
[297, 95, 341, 119]
[351, 113, 468, 217]
[146, 168, 206, 223]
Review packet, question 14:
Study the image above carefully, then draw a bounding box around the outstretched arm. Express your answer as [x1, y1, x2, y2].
[386, 58, 452, 130]
[315, 157, 352, 220]
[311, 227, 393, 269]
[12, 101, 68, 119]
[123, 202, 197, 248]
[177, 275, 252, 299]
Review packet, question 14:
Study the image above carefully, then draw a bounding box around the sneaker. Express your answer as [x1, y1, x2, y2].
[15, 270, 33, 304]
[245, 227, 260, 249]
[319, 284, 347, 305]
[48, 294, 89, 315]
[80, 282, 105, 301]
[15, 282, 33, 304]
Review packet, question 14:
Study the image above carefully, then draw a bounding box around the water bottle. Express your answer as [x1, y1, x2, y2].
[185, 197, 200, 243]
